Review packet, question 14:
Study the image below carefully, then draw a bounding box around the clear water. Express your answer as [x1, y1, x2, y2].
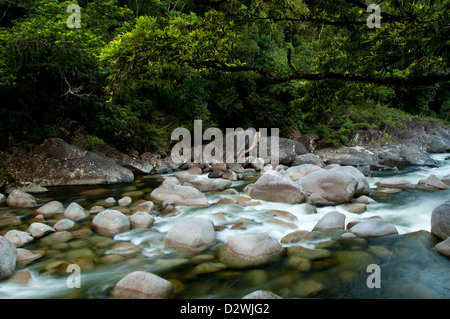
[0, 154, 449, 299]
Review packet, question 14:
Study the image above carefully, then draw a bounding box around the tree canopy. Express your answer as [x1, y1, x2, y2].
[1, 0, 449, 151]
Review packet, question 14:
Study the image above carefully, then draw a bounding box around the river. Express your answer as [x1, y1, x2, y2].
[0, 153, 449, 299]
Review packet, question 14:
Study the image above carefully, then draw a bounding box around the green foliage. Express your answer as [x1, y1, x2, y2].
[0, 0, 448, 153]
[73, 134, 105, 151]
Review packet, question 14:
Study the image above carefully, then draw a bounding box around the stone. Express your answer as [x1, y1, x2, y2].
[375, 178, 412, 188]
[183, 179, 232, 193]
[6, 190, 37, 208]
[259, 137, 308, 165]
[434, 237, 450, 257]
[16, 248, 43, 268]
[36, 201, 64, 216]
[349, 219, 398, 238]
[112, 271, 173, 299]
[8, 270, 32, 285]
[4, 230, 34, 247]
[27, 222, 55, 238]
[431, 200, 450, 240]
[292, 154, 325, 167]
[343, 203, 367, 214]
[281, 230, 314, 243]
[53, 219, 76, 231]
[192, 262, 227, 275]
[220, 234, 284, 268]
[11, 138, 134, 186]
[150, 183, 208, 207]
[297, 166, 369, 204]
[242, 290, 283, 299]
[118, 196, 132, 206]
[249, 170, 306, 204]
[313, 211, 346, 231]
[163, 218, 215, 253]
[212, 162, 228, 173]
[208, 171, 223, 178]
[222, 169, 238, 181]
[132, 201, 154, 212]
[424, 174, 449, 190]
[173, 171, 197, 184]
[92, 209, 131, 237]
[118, 155, 153, 174]
[316, 145, 378, 166]
[251, 157, 265, 171]
[0, 236, 16, 280]
[352, 195, 376, 205]
[62, 202, 89, 221]
[129, 211, 154, 229]
[0, 193, 5, 205]
[187, 166, 203, 175]
[285, 164, 322, 181]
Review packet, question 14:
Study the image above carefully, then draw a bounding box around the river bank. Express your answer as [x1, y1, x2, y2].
[0, 151, 449, 299]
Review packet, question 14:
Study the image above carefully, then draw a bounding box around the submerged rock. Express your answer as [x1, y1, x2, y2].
[242, 290, 283, 299]
[62, 202, 89, 221]
[3, 230, 34, 247]
[36, 201, 64, 216]
[313, 211, 346, 231]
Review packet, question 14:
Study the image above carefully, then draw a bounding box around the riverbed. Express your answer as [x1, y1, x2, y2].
[0, 154, 449, 299]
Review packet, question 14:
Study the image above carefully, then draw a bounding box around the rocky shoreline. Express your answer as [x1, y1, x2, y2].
[0, 119, 449, 298]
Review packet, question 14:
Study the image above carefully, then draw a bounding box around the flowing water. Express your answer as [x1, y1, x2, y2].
[0, 154, 449, 299]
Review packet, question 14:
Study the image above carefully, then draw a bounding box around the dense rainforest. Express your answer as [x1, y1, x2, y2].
[0, 0, 449, 154]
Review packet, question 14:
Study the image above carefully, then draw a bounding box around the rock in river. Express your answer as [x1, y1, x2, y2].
[0, 236, 16, 280]
[249, 170, 306, 204]
[150, 183, 208, 207]
[220, 234, 284, 268]
[163, 218, 215, 253]
[431, 200, 450, 240]
[112, 271, 173, 299]
[92, 209, 131, 237]
[6, 190, 37, 208]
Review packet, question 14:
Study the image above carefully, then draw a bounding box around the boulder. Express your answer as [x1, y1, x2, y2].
[0, 236, 16, 280]
[27, 222, 55, 239]
[62, 202, 89, 221]
[129, 211, 154, 229]
[118, 196, 132, 206]
[349, 218, 398, 238]
[183, 179, 232, 193]
[6, 190, 37, 208]
[285, 164, 322, 181]
[442, 174, 450, 186]
[92, 209, 131, 237]
[313, 211, 346, 231]
[150, 183, 208, 207]
[220, 234, 284, 268]
[6, 138, 134, 186]
[431, 200, 450, 240]
[249, 170, 306, 204]
[3, 230, 34, 247]
[112, 271, 173, 299]
[0, 193, 5, 205]
[297, 166, 369, 204]
[316, 146, 378, 166]
[36, 201, 64, 216]
[163, 218, 215, 253]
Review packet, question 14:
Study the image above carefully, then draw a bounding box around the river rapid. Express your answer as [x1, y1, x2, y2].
[0, 154, 449, 299]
